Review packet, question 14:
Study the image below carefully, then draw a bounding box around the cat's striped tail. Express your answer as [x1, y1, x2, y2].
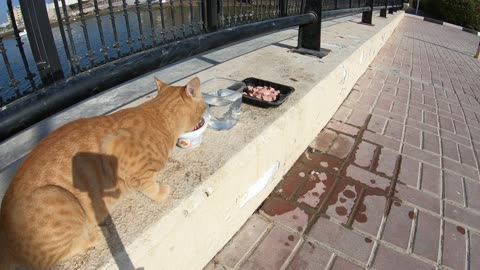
[0, 222, 16, 270]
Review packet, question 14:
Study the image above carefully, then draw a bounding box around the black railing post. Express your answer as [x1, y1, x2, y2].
[19, 0, 64, 85]
[206, 0, 219, 31]
[388, 0, 394, 13]
[297, 0, 322, 52]
[362, 0, 374, 25]
[380, 0, 387, 17]
[280, 0, 288, 17]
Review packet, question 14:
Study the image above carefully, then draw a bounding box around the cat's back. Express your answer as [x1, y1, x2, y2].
[7, 115, 117, 195]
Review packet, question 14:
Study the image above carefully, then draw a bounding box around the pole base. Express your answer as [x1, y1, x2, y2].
[290, 47, 331, 58]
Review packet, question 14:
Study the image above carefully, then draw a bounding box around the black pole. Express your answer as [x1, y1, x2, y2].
[380, 0, 387, 17]
[206, 0, 219, 31]
[361, 0, 373, 25]
[19, 0, 64, 85]
[0, 14, 316, 142]
[297, 0, 322, 51]
[279, 0, 288, 17]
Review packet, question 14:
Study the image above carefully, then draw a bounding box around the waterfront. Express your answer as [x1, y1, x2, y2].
[0, 3, 203, 104]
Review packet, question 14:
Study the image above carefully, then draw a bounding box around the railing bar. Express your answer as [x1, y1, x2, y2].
[53, 0, 75, 75]
[239, 0, 243, 23]
[147, 0, 158, 46]
[188, 0, 196, 34]
[0, 37, 20, 98]
[60, 0, 80, 71]
[107, 0, 122, 58]
[121, 0, 135, 53]
[198, 0, 205, 33]
[179, 0, 187, 37]
[158, 0, 168, 42]
[6, 0, 37, 92]
[93, 0, 109, 63]
[169, 0, 178, 40]
[134, 0, 146, 49]
[77, 0, 96, 68]
[233, 0, 237, 25]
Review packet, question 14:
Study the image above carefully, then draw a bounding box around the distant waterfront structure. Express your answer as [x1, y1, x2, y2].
[6, 6, 23, 27]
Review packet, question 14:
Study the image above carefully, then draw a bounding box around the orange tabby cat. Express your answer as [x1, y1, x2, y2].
[0, 77, 206, 270]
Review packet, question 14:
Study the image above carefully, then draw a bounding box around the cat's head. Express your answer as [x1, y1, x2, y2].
[155, 77, 206, 132]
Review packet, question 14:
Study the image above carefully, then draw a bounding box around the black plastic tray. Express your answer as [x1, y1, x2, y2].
[241, 77, 295, 108]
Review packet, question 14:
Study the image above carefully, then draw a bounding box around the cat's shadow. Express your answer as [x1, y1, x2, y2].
[72, 152, 143, 270]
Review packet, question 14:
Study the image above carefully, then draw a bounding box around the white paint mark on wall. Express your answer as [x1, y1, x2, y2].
[240, 161, 280, 208]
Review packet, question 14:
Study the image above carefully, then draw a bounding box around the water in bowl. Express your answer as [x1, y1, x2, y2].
[203, 88, 242, 130]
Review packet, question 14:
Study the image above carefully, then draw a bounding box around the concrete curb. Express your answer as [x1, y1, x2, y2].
[405, 13, 480, 36]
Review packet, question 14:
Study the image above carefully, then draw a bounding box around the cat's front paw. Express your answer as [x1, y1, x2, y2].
[152, 183, 171, 202]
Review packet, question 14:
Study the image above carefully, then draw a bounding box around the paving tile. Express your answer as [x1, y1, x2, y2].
[422, 131, 440, 154]
[458, 143, 477, 168]
[408, 106, 423, 122]
[368, 115, 387, 133]
[444, 202, 480, 231]
[442, 137, 460, 162]
[325, 181, 361, 224]
[439, 115, 455, 133]
[423, 110, 438, 127]
[275, 153, 313, 199]
[470, 232, 480, 270]
[327, 121, 360, 137]
[240, 226, 300, 270]
[215, 215, 269, 268]
[420, 163, 441, 196]
[363, 130, 401, 151]
[382, 201, 414, 250]
[442, 157, 478, 181]
[398, 155, 420, 187]
[286, 241, 332, 270]
[309, 129, 337, 152]
[346, 109, 369, 128]
[412, 211, 440, 262]
[444, 171, 465, 206]
[402, 144, 440, 168]
[376, 148, 399, 178]
[328, 134, 355, 159]
[297, 171, 336, 208]
[373, 244, 434, 270]
[354, 141, 377, 168]
[441, 129, 471, 146]
[333, 106, 353, 122]
[442, 221, 467, 270]
[330, 256, 363, 270]
[344, 165, 391, 192]
[404, 126, 421, 148]
[308, 217, 374, 263]
[464, 179, 480, 211]
[453, 120, 469, 138]
[352, 191, 387, 236]
[260, 197, 311, 233]
[395, 183, 440, 214]
[391, 100, 407, 116]
[406, 118, 438, 135]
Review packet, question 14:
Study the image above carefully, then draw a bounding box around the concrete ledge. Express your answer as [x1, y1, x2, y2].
[0, 12, 404, 270]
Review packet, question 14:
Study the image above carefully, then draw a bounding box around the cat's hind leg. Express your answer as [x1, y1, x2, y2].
[3, 185, 97, 269]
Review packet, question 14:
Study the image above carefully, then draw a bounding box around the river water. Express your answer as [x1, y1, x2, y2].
[0, 4, 203, 103]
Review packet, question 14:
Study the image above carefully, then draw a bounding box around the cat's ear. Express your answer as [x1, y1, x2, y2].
[185, 77, 201, 99]
[154, 77, 168, 92]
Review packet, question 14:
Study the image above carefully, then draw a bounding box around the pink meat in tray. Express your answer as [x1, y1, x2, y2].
[243, 85, 281, 102]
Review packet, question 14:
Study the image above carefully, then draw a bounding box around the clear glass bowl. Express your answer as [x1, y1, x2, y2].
[201, 78, 246, 131]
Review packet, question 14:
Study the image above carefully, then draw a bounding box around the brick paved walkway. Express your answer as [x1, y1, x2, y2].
[206, 16, 480, 270]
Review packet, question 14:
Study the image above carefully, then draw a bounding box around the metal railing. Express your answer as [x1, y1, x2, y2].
[0, 0, 404, 141]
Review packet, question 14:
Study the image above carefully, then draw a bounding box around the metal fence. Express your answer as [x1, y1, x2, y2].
[0, 0, 404, 141]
